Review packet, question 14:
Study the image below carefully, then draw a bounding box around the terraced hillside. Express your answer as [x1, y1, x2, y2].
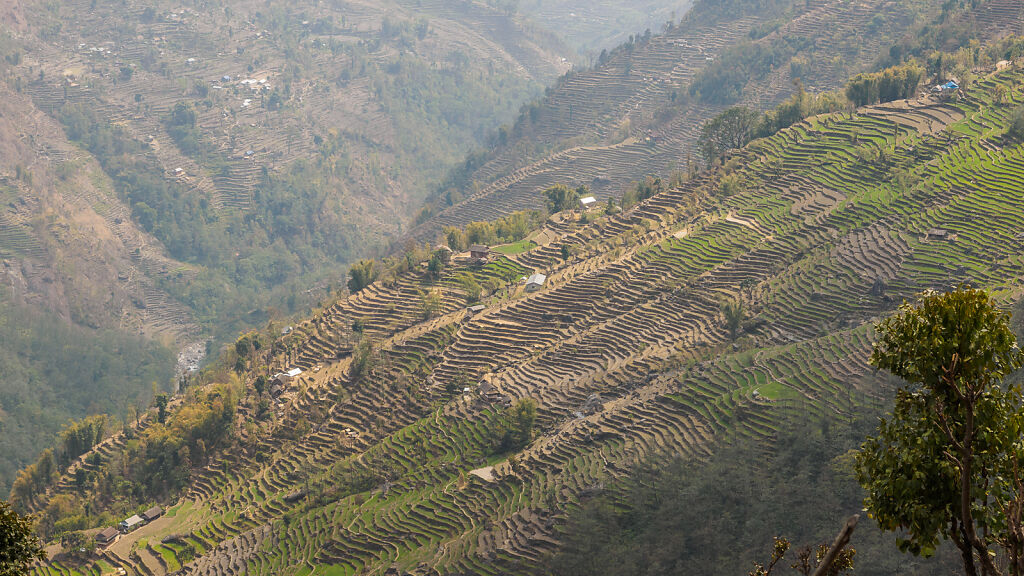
[515, 0, 695, 53]
[7, 0, 571, 330]
[410, 0, 1014, 241]
[27, 59, 1024, 575]
[0, 0, 580, 496]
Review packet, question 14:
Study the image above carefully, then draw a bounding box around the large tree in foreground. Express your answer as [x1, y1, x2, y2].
[0, 499, 45, 576]
[857, 288, 1024, 576]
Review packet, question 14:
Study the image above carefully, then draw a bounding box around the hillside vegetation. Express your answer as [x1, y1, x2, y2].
[0, 0, 597, 497]
[20, 41, 1024, 575]
[410, 0, 1021, 240]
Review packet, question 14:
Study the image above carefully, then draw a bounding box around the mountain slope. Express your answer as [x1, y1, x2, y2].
[25, 54, 1024, 575]
[0, 0, 588, 496]
[408, 0, 1011, 241]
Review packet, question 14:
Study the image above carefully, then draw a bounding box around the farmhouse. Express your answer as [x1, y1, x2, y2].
[469, 244, 490, 260]
[525, 273, 547, 292]
[119, 514, 145, 533]
[142, 505, 163, 522]
[579, 196, 597, 211]
[467, 304, 486, 315]
[95, 527, 120, 547]
[926, 228, 949, 240]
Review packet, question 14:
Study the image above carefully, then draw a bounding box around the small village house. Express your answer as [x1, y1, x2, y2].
[470, 244, 490, 260]
[95, 527, 120, 547]
[272, 367, 303, 387]
[119, 514, 145, 533]
[525, 273, 547, 292]
[142, 505, 163, 522]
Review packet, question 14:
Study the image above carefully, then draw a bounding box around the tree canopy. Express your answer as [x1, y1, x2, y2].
[857, 288, 1024, 576]
[542, 184, 583, 214]
[0, 500, 45, 576]
[347, 260, 379, 293]
[698, 106, 761, 166]
[845, 63, 924, 107]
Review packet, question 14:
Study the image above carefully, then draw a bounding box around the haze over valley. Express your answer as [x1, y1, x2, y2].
[4, 1, 1024, 575]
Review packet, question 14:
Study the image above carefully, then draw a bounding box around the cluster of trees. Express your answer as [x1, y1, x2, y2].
[443, 209, 545, 251]
[622, 176, 665, 208]
[165, 101, 215, 158]
[490, 398, 537, 453]
[689, 35, 812, 104]
[844, 63, 925, 107]
[543, 184, 588, 214]
[8, 363, 240, 541]
[697, 85, 847, 165]
[134, 381, 238, 496]
[9, 416, 107, 511]
[347, 260, 379, 293]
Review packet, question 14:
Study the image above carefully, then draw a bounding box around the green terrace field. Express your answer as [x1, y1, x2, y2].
[29, 63, 1024, 575]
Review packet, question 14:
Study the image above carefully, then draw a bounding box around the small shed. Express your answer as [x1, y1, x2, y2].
[926, 228, 949, 240]
[273, 367, 303, 387]
[96, 527, 120, 546]
[469, 244, 490, 260]
[467, 304, 486, 315]
[142, 506, 163, 522]
[119, 514, 145, 533]
[579, 196, 597, 211]
[525, 273, 547, 292]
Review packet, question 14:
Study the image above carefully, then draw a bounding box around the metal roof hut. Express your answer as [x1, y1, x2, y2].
[525, 273, 547, 292]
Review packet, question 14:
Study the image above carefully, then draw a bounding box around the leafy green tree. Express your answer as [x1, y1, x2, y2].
[495, 398, 537, 452]
[455, 272, 483, 303]
[420, 289, 442, 320]
[169, 101, 198, 128]
[857, 288, 1024, 576]
[542, 184, 580, 213]
[445, 226, 469, 251]
[698, 106, 761, 166]
[721, 298, 744, 340]
[427, 254, 444, 280]
[154, 393, 169, 424]
[347, 259, 378, 293]
[350, 338, 377, 382]
[0, 499, 45, 576]
[1008, 106, 1024, 141]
